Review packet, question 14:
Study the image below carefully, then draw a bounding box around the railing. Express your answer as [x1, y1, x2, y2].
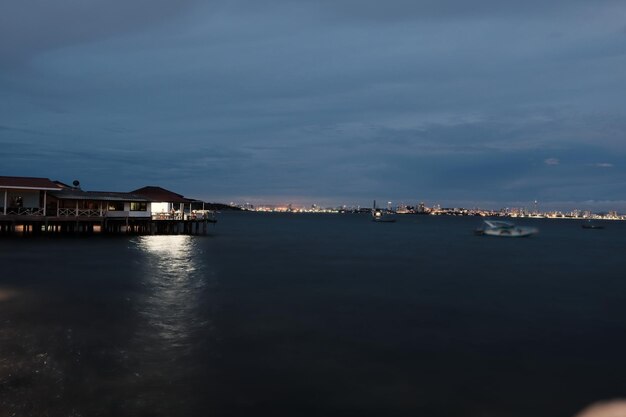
[77, 209, 101, 217]
[152, 213, 183, 220]
[55, 208, 100, 217]
[0, 208, 211, 220]
[191, 212, 216, 221]
[0, 209, 146, 218]
[151, 212, 215, 221]
[3, 207, 45, 216]
[58, 208, 77, 217]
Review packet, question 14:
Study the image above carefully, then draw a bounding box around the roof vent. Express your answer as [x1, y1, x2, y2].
[72, 180, 81, 189]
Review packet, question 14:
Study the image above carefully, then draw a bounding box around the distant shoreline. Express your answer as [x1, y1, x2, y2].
[220, 209, 625, 220]
[220, 205, 626, 220]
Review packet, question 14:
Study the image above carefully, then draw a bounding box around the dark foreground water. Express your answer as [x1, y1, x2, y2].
[1, 213, 626, 417]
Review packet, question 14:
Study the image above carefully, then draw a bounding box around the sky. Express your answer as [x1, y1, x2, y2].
[1, 0, 626, 210]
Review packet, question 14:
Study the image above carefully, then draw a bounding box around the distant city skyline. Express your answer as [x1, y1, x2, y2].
[239, 200, 625, 219]
[225, 197, 626, 214]
[2, 1, 625, 210]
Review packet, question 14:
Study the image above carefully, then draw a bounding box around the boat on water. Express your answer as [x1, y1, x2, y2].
[371, 200, 396, 223]
[582, 221, 604, 229]
[475, 220, 538, 237]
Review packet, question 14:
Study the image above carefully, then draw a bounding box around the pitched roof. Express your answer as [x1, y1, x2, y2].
[49, 189, 149, 202]
[0, 176, 62, 190]
[131, 186, 193, 203]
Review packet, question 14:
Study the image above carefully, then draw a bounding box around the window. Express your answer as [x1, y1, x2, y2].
[130, 202, 147, 211]
[107, 202, 124, 211]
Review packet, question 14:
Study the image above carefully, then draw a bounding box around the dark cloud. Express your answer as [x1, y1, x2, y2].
[220, 0, 623, 22]
[0, 0, 204, 66]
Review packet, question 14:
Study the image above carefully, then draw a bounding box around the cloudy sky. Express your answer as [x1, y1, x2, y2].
[1, 1, 625, 209]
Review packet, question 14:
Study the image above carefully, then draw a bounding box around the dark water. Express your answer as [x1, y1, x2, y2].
[1, 213, 626, 417]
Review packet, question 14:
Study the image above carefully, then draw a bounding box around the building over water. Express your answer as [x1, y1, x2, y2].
[0, 176, 215, 236]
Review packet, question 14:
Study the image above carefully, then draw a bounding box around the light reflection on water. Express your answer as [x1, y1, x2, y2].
[129, 235, 217, 414]
[135, 235, 210, 352]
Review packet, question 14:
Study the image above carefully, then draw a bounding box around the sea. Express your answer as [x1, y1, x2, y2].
[1, 212, 626, 417]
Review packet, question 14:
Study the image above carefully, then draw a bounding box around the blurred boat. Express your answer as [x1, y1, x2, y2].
[371, 200, 396, 223]
[372, 210, 396, 223]
[581, 221, 604, 229]
[475, 220, 538, 237]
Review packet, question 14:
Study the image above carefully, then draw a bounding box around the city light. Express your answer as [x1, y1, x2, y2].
[227, 201, 626, 220]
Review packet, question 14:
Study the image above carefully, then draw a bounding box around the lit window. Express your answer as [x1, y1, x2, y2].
[107, 202, 124, 211]
[130, 202, 147, 211]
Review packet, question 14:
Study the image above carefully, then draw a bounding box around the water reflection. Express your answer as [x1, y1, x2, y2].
[135, 235, 207, 351]
[131, 235, 216, 414]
